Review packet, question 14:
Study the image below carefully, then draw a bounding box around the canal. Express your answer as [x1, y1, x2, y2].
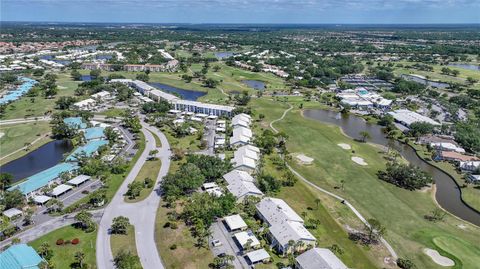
[303, 109, 480, 226]
[0, 140, 73, 182]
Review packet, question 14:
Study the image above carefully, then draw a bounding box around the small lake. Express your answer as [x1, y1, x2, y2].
[148, 82, 206, 101]
[1, 140, 73, 182]
[401, 74, 450, 89]
[303, 109, 480, 226]
[40, 55, 54, 60]
[215, 52, 235, 59]
[448, 63, 480, 71]
[81, 75, 93, 81]
[53, 60, 71, 65]
[242, 80, 265, 90]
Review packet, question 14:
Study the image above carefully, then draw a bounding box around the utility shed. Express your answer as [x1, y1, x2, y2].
[224, 214, 248, 231]
[2, 208, 22, 219]
[295, 248, 347, 269]
[245, 249, 270, 264]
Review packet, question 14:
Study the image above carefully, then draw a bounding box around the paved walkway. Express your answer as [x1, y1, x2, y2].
[0, 116, 51, 125]
[269, 104, 398, 260]
[96, 122, 171, 269]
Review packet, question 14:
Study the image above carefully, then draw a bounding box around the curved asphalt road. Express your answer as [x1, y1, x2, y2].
[96, 122, 171, 269]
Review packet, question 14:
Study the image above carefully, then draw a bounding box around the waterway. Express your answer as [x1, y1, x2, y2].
[448, 63, 480, 71]
[242, 80, 265, 90]
[303, 109, 480, 226]
[401, 74, 450, 89]
[0, 140, 73, 183]
[148, 82, 206, 101]
[215, 52, 235, 59]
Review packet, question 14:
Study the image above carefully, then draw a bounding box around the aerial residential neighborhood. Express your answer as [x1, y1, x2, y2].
[1, 1, 480, 269]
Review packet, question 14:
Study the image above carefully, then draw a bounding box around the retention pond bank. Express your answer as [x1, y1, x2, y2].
[303, 109, 480, 226]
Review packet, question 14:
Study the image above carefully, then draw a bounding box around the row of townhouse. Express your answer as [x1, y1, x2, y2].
[110, 79, 235, 117]
[81, 59, 179, 72]
[230, 113, 253, 147]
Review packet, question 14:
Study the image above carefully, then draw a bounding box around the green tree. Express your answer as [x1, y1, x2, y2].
[1, 189, 25, 209]
[126, 181, 144, 199]
[75, 210, 95, 232]
[74, 251, 85, 268]
[111, 216, 130, 234]
[365, 218, 386, 243]
[359, 131, 371, 142]
[114, 250, 142, 269]
[0, 173, 13, 191]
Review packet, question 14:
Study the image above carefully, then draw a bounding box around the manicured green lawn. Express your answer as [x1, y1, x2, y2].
[155, 201, 214, 269]
[110, 225, 137, 257]
[99, 108, 125, 119]
[30, 225, 97, 269]
[0, 122, 52, 164]
[251, 97, 480, 269]
[124, 158, 161, 203]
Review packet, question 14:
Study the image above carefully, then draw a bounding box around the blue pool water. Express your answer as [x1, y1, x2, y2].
[358, 89, 369, 95]
[215, 52, 235, 59]
[148, 82, 206, 101]
[0, 77, 38, 104]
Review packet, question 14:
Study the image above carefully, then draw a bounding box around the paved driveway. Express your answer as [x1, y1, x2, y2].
[96, 122, 171, 269]
[210, 221, 249, 269]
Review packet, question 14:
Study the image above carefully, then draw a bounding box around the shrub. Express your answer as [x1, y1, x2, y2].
[397, 258, 416, 269]
[56, 239, 64, 245]
[170, 222, 178, 229]
[170, 244, 177, 250]
[65, 240, 71, 244]
[71, 238, 80, 245]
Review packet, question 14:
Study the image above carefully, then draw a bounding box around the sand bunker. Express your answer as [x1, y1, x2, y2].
[423, 248, 454, 267]
[0, 132, 4, 139]
[351, 156, 368, 166]
[295, 153, 314, 165]
[337, 143, 351, 150]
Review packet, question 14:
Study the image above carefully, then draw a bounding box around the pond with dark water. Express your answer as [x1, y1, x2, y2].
[448, 63, 480, 71]
[148, 82, 206, 101]
[303, 109, 480, 226]
[242, 80, 266, 90]
[0, 140, 73, 182]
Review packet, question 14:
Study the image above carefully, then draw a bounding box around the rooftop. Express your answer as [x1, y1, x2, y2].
[0, 244, 43, 269]
[256, 197, 303, 226]
[234, 231, 261, 249]
[8, 162, 78, 195]
[245, 249, 270, 264]
[83, 127, 105, 140]
[63, 117, 87, 129]
[224, 214, 248, 231]
[295, 248, 347, 269]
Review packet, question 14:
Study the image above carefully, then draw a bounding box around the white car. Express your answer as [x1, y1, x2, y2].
[211, 239, 222, 247]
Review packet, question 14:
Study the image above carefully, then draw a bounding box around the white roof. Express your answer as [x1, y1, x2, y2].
[235, 146, 260, 161]
[3, 208, 22, 218]
[226, 180, 263, 200]
[269, 220, 316, 248]
[388, 109, 440, 126]
[67, 175, 91, 185]
[234, 231, 260, 249]
[430, 142, 465, 153]
[295, 248, 348, 269]
[256, 197, 304, 226]
[206, 187, 223, 197]
[246, 249, 270, 263]
[196, 113, 208, 118]
[233, 126, 252, 138]
[224, 214, 248, 231]
[33, 195, 52, 204]
[74, 98, 96, 107]
[223, 169, 255, 184]
[91, 91, 110, 98]
[50, 184, 73, 196]
[190, 116, 203, 122]
[242, 144, 260, 153]
[231, 154, 256, 170]
[203, 182, 218, 190]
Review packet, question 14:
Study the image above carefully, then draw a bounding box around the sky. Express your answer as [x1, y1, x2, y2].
[1, 0, 479, 24]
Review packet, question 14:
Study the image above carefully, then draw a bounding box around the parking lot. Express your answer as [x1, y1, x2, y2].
[210, 220, 251, 269]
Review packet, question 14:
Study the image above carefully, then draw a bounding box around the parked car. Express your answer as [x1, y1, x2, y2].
[211, 239, 222, 247]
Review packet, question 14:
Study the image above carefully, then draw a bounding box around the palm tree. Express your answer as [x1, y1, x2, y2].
[314, 198, 320, 209]
[75, 251, 85, 268]
[359, 131, 371, 142]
